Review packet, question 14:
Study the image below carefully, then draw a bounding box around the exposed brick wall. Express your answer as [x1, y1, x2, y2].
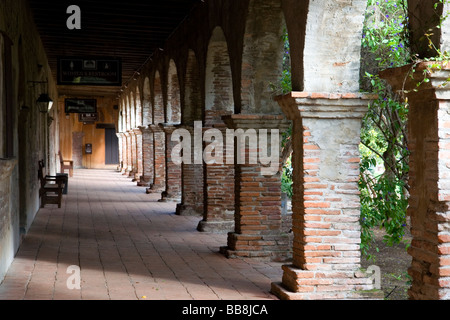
[176, 126, 204, 216]
[198, 118, 235, 233]
[133, 129, 143, 182]
[220, 115, 291, 261]
[138, 126, 154, 187]
[272, 92, 382, 299]
[130, 131, 138, 180]
[382, 64, 450, 300]
[121, 134, 128, 175]
[148, 125, 166, 193]
[160, 125, 182, 202]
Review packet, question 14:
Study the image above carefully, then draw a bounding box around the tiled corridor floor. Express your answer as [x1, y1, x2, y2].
[0, 169, 283, 300]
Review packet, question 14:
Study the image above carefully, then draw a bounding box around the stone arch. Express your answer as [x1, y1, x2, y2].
[167, 59, 181, 124]
[241, 0, 286, 114]
[184, 49, 202, 125]
[153, 70, 164, 125]
[142, 77, 152, 126]
[282, 0, 367, 92]
[205, 26, 234, 125]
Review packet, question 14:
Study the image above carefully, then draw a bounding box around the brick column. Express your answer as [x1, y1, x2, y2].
[116, 132, 124, 172]
[130, 130, 138, 180]
[381, 63, 450, 300]
[120, 133, 128, 175]
[137, 126, 154, 187]
[124, 132, 133, 176]
[147, 124, 165, 193]
[219, 114, 291, 261]
[159, 124, 182, 202]
[197, 120, 235, 233]
[133, 128, 143, 182]
[271, 92, 382, 300]
[176, 125, 204, 216]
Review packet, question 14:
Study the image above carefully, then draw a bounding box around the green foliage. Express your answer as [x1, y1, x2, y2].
[278, 0, 450, 260]
[280, 28, 293, 198]
[362, 0, 410, 69]
[281, 156, 293, 199]
[280, 27, 292, 94]
[360, 0, 411, 259]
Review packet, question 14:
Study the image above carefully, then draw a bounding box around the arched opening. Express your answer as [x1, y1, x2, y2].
[176, 49, 204, 216]
[142, 77, 152, 126]
[135, 87, 142, 128]
[130, 91, 136, 129]
[241, 0, 286, 115]
[198, 26, 235, 233]
[205, 26, 234, 124]
[149, 70, 166, 192]
[167, 59, 181, 124]
[359, 0, 412, 300]
[153, 71, 165, 125]
[184, 50, 202, 125]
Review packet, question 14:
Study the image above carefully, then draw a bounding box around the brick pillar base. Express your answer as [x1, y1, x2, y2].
[138, 126, 154, 187]
[381, 63, 450, 300]
[116, 132, 124, 172]
[271, 92, 383, 300]
[133, 129, 143, 183]
[130, 130, 138, 180]
[120, 133, 128, 174]
[198, 114, 235, 233]
[159, 124, 182, 203]
[124, 132, 133, 176]
[176, 125, 204, 216]
[147, 124, 165, 193]
[219, 114, 291, 261]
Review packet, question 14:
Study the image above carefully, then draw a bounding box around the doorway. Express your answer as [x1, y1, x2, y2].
[105, 128, 119, 165]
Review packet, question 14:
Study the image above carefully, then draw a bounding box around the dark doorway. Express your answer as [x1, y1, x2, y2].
[105, 128, 119, 165]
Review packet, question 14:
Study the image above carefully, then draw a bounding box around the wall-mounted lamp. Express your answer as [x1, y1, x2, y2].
[28, 79, 53, 114]
[36, 93, 53, 113]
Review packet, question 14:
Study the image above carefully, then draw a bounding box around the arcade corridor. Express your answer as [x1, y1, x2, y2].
[1, 0, 450, 301]
[0, 169, 282, 300]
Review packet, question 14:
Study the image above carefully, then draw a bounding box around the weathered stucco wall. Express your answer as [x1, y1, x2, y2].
[0, 0, 58, 281]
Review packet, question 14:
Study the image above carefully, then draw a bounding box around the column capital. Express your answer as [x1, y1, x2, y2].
[380, 61, 450, 100]
[222, 114, 290, 131]
[148, 123, 164, 133]
[138, 126, 152, 134]
[132, 128, 142, 135]
[275, 92, 376, 120]
[159, 122, 181, 134]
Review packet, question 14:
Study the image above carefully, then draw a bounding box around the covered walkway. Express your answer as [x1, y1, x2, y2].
[0, 169, 282, 300]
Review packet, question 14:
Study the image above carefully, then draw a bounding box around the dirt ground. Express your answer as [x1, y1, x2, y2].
[360, 227, 412, 300]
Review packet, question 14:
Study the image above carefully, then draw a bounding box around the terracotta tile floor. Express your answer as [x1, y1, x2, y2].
[0, 169, 283, 300]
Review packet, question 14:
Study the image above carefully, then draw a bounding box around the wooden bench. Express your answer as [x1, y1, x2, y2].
[59, 151, 73, 177]
[38, 160, 66, 208]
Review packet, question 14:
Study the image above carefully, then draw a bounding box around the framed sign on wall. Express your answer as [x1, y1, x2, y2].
[57, 57, 122, 86]
[65, 98, 97, 114]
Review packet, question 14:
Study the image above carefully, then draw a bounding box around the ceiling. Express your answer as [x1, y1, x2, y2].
[27, 0, 200, 98]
